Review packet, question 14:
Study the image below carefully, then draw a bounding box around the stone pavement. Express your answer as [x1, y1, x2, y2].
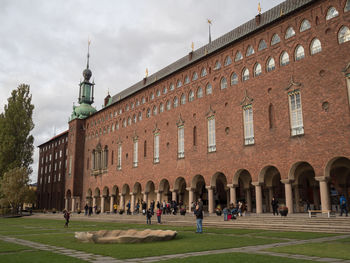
[1, 233, 350, 262]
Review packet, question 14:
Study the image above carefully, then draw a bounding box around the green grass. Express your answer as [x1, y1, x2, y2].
[0, 217, 346, 262]
[159, 252, 311, 263]
[267, 237, 350, 260]
[0, 251, 86, 263]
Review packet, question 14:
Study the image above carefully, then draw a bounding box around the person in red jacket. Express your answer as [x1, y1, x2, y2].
[156, 208, 162, 224]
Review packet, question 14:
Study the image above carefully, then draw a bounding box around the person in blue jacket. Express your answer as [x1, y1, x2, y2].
[340, 194, 348, 216]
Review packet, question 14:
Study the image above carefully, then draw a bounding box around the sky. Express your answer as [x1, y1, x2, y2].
[0, 0, 285, 183]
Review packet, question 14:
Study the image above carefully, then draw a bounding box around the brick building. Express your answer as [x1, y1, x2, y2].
[38, 0, 350, 214]
[37, 131, 68, 210]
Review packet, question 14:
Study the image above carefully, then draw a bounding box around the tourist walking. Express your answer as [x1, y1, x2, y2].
[64, 210, 70, 228]
[271, 197, 279, 216]
[194, 203, 203, 233]
[146, 208, 152, 224]
[340, 194, 348, 216]
[156, 207, 162, 224]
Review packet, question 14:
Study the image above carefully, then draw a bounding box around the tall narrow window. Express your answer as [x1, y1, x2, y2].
[174, 97, 178, 108]
[133, 139, 138, 167]
[178, 126, 185, 158]
[69, 156, 72, 176]
[338, 26, 350, 44]
[206, 83, 212, 95]
[310, 38, 322, 55]
[231, 72, 238, 85]
[117, 144, 122, 170]
[280, 51, 290, 66]
[180, 93, 186, 105]
[197, 87, 203, 98]
[189, 90, 194, 102]
[220, 77, 227, 89]
[243, 105, 254, 145]
[254, 63, 262, 77]
[193, 126, 197, 146]
[288, 90, 304, 136]
[242, 68, 249, 81]
[201, 68, 207, 77]
[166, 100, 171, 110]
[207, 116, 216, 152]
[295, 45, 305, 61]
[154, 133, 160, 163]
[266, 57, 275, 72]
[144, 140, 147, 157]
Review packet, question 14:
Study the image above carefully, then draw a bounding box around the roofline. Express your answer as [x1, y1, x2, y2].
[37, 130, 68, 148]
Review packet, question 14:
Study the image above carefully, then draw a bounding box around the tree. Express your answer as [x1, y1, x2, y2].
[0, 167, 32, 214]
[0, 84, 34, 178]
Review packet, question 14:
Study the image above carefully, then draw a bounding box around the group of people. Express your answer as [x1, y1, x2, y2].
[222, 201, 246, 221]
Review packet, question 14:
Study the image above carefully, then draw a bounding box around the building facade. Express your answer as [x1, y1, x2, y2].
[38, 0, 350, 213]
[37, 131, 68, 210]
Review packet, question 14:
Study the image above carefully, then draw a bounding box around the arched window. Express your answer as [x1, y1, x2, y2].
[169, 83, 174, 91]
[201, 68, 207, 77]
[254, 63, 262, 76]
[285, 27, 296, 39]
[116, 122, 119, 130]
[220, 77, 227, 89]
[214, 60, 221, 70]
[295, 45, 305, 61]
[150, 92, 154, 100]
[242, 68, 249, 81]
[231, 72, 238, 85]
[266, 57, 275, 72]
[156, 90, 160, 97]
[246, 45, 255, 56]
[235, 51, 243, 61]
[159, 103, 164, 113]
[166, 100, 171, 110]
[193, 126, 197, 146]
[326, 7, 339, 20]
[189, 90, 194, 101]
[146, 108, 151, 118]
[126, 104, 129, 111]
[206, 83, 212, 95]
[280, 51, 290, 66]
[142, 96, 146, 104]
[258, 39, 267, 51]
[153, 106, 157, 115]
[128, 117, 131, 126]
[345, 0, 350, 12]
[163, 87, 167, 94]
[197, 87, 203, 98]
[224, 56, 232, 66]
[184, 75, 190, 84]
[173, 97, 178, 108]
[136, 99, 140, 106]
[180, 93, 186, 105]
[177, 79, 182, 88]
[338, 26, 350, 44]
[310, 38, 322, 55]
[192, 72, 198, 81]
[133, 114, 137, 123]
[138, 112, 142, 121]
[271, 34, 281, 45]
[300, 19, 311, 32]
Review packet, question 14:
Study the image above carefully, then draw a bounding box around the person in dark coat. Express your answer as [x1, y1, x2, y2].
[64, 210, 70, 228]
[194, 203, 203, 233]
[271, 197, 279, 216]
[146, 208, 152, 224]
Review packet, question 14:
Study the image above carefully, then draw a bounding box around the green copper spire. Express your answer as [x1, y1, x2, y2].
[70, 41, 97, 121]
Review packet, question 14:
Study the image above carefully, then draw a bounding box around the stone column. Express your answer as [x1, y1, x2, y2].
[253, 183, 263, 214]
[110, 195, 114, 213]
[156, 191, 162, 203]
[227, 184, 237, 205]
[245, 188, 252, 212]
[207, 186, 214, 213]
[119, 194, 125, 211]
[130, 193, 135, 213]
[316, 177, 330, 211]
[143, 192, 148, 207]
[92, 196, 96, 214]
[186, 187, 194, 212]
[293, 185, 300, 212]
[101, 195, 105, 213]
[268, 187, 273, 212]
[171, 190, 177, 202]
[71, 197, 76, 212]
[65, 198, 68, 211]
[281, 179, 293, 214]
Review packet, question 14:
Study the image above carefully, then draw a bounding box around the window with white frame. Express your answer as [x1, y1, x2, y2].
[189, 90, 194, 101]
[235, 51, 243, 61]
[310, 38, 322, 55]
[214, 61, 221, 70]
[192, 72, 198, 81]
[133, 140, 138, 167]
[246, 45, 255, 56]
[285, 27, 296, 39]
[288, 90, 304, 136]
[326, 7, 339, 20]
[206, 83, 212, 95]
[153, 106, 157, 116]
[243, 105, 255, 145]
[197, 87, 203, 98]
[207, 116, 216, 152]
[242, 68, 249, 81]
[280, 51, 290, 66]
[117, 144, 122, 170]
[166, 100, 171, 110]
[174, 97, 179, 108]
[156, 90, 160, 97]
[170, 83, 174, 91]
[138, 112, 142, 121]
[220, 77, 227, 89]
[300, 19, 311, 32]
[224, 56, 232, 66]
[267, 57, 275, 72]
[338, 26, 350, 44]
[128, 117, 131, 125]
[271, 34, 281, 45]
[231, 72, 238, 85]
[146, 108, 151, 118]
[159, 103, 164, 113]
[177, 79, 182, 88]
[201, 68, 207, 77]
[254, 63, 262, 77]
[163, 87, 167, 94]
[133, 114, 137, 123]
[258, 39, 267, 51]
[178, 126, 185, 158]
[180, 94, 186, 105]
[295, 45, 305, 61]
[184, 75, 190, 84]
[154, 133, 160, 163]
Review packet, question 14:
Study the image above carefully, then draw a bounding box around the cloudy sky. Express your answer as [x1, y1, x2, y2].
[0, 0, 285, 182]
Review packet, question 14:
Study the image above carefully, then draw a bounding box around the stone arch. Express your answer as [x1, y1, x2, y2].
[325, 157, 350, 210]
[133, 182, 143, 207]
[121, 184, 131, 211]
[111, 185, 120, 208]
[174, 177, 188, 207]
[289, 161, 320, 211]
[93, 187, 101, 212]
[211, 172, 228, 208]
[159, 179, 171, 202]
[191, 174, 208, 211]
[102, 186, 110, 212]
[145, 181, 156, 207]
[86, 188, 93, 206]
[258, 166, 284, 212]
[232, 169, 254, 212]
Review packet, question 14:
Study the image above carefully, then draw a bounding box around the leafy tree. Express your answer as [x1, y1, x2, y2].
[0, 167, 32, 214]
[0, 84, 34, 178]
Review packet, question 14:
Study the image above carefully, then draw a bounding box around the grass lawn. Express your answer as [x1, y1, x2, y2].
[0, 217, 345, 262]
[267, 237, 350, 260]
[160, 252, 312, 263]
[0, 251, 86, 263]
